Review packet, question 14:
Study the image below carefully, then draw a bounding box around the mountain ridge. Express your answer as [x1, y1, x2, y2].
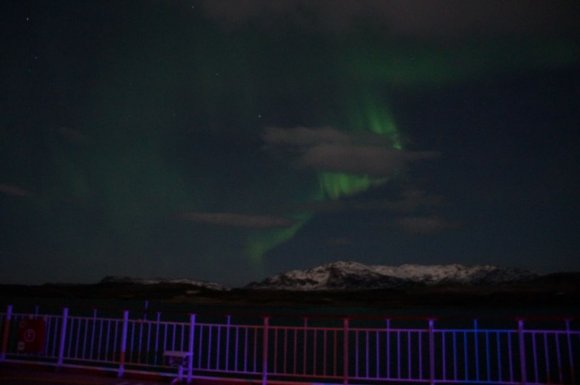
[245, 261, 537, 290]
[98, 276, 228, 291]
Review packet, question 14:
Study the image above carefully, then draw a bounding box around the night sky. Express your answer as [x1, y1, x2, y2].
[1, 1, 579, 286]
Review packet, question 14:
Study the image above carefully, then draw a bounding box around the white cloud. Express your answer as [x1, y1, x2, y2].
[263, 126, 438, 176]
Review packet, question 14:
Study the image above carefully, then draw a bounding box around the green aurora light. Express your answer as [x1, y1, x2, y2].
[9, 4, 576, 276]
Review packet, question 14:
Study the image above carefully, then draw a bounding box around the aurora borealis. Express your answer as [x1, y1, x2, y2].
[1, 1, 579, 285]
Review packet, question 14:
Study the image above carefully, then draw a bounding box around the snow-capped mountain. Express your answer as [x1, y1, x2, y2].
[99, 276, 228, 291]
[246, 261, 536, 290]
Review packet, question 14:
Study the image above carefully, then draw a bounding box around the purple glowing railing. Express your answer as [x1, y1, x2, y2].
[0, 305, 578, 385]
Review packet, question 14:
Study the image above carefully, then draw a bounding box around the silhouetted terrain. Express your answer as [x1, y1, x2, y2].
[1, 272, 579, 309]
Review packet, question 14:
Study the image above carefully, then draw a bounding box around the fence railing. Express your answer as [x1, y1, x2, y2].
[0, 305, 578, 385]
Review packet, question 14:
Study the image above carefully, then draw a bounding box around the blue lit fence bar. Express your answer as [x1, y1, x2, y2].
[0, 305, 578, 385]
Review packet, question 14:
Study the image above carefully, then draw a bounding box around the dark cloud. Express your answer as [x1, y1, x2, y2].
[264, 126, 438, 176]
[177, 212, 295, 229]
[353, 189, 443, 212]
[199, 0, 580, 38]
[0, 184, 33, 198]
[300, 144, 438, 176]
[395, 216, 458, 235]
[263, 126, 392, 148]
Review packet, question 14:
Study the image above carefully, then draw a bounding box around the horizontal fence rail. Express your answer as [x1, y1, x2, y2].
[0, 305, 578, 385]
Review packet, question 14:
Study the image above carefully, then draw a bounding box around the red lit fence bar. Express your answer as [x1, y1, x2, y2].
[0, 305, 578, 385]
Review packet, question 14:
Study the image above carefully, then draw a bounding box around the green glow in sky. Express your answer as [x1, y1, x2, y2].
[245, 212, 312, 267]
[247, 95, 402, 261]
[318, 172, 386, 200]
[345, 38, 579, 87]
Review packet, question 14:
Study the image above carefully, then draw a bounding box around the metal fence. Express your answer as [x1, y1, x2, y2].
[1, 305, 578, 385]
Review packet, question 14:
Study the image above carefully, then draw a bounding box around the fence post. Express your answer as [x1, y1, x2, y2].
[118, 310, 129, 378]
[517, 319, 526, 385]
[262, 316, 269, 385]
[0, 305, 13, 361]
[57, 307, 69, 368]
[343, 318, 349, 385]
[225, 315, 231, 371]
[187, 313, 196, 384]
[565, 319, 575, 385]
[429, 319, 435, 385]
[385, 319, 391, 379]
[473, 319, 479, 382]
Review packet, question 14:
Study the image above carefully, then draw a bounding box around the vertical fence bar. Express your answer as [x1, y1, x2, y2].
[118, 310, 129, 377]
[565, 319, 575, 384]
[518, 320, 526, 385]
[429, 319, 435, 385]
[74, 317, 81, 358]
[90, 317, 96, 360]
[303, 317, 308, 375]
[555, 329, 562, 384]
[463, 331, 468, 381]
[0, 305, 12, 361]
[473, 320, 479, 382]
[253, 327, 258, 373]
[367, 331, 371, 378]
[187, 314, 196, 384]
[397, 330, 401, 379]
[508, 331, 514, 382]
[485, 331, 490, 382]
[207, 325, 213, 369]
[225, 315, 231, 371]
[57, 307, 69, 368]
[354, 330, 359, 377]
[292, 325, 297, 375]
[154, 312, 161, 366]
[343, 318, 349, 385]
[452, 332, 457, 380]
[273, 328, 279, 374]
[406, 331, 411, 378]
[375, 331, 379, 378]
[284, 327, 289, 374]
[386, 319, 390, 379]
[234, 326, 239, 372]
[105, 320, 112, 359]
[81, 317, 88, 359]
[543, 333, 551, 384]
[496, 332, 502, 383]
[262, 317, 269, 385]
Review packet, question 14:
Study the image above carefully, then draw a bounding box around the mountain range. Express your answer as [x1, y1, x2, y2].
[244, 261, 537, 290]
[100, 261, 538, 291]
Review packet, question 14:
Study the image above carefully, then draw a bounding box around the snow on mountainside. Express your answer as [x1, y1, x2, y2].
[99, 276, 228, 291]
[246, 261, 536, 290]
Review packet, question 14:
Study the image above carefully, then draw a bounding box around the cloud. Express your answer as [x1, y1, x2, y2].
[0, 184, 33, 198]
[263, 126, 438, 177]
[199, 0, 580, 38]
[354, 189, 443, 212]
[177, 212, 296, 229]
[395, 216, 457, 235]
[300, 143, 437, 176]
